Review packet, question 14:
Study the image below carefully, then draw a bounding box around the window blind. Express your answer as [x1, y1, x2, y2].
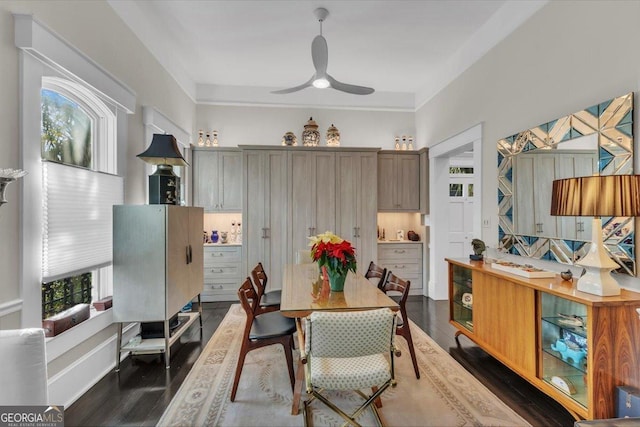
[42, 161, 123, 282]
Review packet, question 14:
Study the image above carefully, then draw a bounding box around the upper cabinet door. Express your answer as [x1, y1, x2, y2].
[218, 151, 242, 211]
[193, 149, 242, 212]
[377, 154, 396, 210]
[377, 152, 420, 211]
[193, 150, 218, 210]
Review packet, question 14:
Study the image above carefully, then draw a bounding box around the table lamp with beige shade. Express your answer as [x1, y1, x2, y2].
[551, 175, 640, 296]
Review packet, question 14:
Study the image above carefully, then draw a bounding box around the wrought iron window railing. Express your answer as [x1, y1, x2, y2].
[42, 273, 92, 320]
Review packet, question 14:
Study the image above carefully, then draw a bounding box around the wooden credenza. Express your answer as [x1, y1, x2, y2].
[447, 258, 640, 420]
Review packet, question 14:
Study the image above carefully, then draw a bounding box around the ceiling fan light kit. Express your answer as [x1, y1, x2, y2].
[272, 8, 374, 96]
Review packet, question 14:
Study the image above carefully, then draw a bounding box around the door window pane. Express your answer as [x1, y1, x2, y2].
[449, 183, 463, 197]
[468, 184, 474, 197]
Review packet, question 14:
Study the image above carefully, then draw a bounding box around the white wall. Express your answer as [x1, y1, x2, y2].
[416, 1, 640, 294]
[196, 105, 415, 150]
[0, 0, 195, 406]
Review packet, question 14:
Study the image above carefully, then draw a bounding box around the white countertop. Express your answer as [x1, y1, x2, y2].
[377, 240, 423, 244]
[203, 243, 242, 247]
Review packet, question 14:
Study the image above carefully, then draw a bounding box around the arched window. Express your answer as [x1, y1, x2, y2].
[40, 77, 122, 323]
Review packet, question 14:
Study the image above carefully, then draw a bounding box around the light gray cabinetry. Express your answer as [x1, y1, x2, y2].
[112, 205, 203, 368]
[378, 243, 423, 294]
[193, 148, 242, 212]
[243, 150, 288, 290]
[336, 151, 378, 269]
[289, 150, 336, 258]
[515, 152, 596, 240]
[202, 244, 242, 301]
[378, 152, 420, 211]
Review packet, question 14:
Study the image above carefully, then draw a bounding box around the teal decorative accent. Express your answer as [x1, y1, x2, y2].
[327, 271, 347, 292]
[599, 146, 614, 172]
[618, 123, 633, 137]
[598, 99, 613, 114]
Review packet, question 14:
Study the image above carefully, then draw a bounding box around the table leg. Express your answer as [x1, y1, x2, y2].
[291, 318, 306, 416]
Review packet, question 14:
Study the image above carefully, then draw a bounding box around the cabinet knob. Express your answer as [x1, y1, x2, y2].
[210, 268, 223, 273]
[394, 249, 406, 254]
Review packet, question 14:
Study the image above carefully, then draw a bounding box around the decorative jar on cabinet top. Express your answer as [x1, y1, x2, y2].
[326, 123, 340, 146]
[302, 117, 320, 146]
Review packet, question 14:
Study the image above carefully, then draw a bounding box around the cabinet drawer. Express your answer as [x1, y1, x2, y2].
[378, 244, 422, 261]
[204, 263, 241, 279]
[203, 245, 242, 265]
[203, 280, 238, 293]
[379, 262, 421, 275]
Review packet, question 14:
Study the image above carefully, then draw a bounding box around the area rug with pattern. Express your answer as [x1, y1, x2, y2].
[157, 304, 530, 426]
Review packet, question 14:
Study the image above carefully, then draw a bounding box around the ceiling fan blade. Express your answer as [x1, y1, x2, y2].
[311, 35, 328, 75]
[271, 77, 314, 94]
[327, 74, 375, 95]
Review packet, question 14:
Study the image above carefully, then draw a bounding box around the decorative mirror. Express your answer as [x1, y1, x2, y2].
[497, 92, 635, 275]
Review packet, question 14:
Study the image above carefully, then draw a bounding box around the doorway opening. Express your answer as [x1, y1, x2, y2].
[428, 124, 482, 300]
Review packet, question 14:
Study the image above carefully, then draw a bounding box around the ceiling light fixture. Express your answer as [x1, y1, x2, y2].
[272, 8, 374, 95]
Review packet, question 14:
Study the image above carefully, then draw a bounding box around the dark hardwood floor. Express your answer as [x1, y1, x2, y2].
[64, 297, 576, 426]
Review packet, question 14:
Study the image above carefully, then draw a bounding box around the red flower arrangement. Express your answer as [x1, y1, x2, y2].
[309, 231, 357, 278]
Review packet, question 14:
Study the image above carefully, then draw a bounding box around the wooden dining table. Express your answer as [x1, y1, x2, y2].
[279, 263, 399, 415]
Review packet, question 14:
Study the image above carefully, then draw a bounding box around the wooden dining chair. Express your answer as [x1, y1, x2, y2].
[251, 262, 282, 313]
[381, 272, 420, 379]
[365, 261, 387, 290]
[230, 277, 297, 402]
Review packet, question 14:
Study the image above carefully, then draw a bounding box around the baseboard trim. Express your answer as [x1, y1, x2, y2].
[48, 322, 138, 408]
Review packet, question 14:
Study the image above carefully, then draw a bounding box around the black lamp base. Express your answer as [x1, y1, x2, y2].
[149, 165, 180, 205]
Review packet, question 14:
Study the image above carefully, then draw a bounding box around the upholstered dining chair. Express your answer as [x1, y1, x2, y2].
[381, 272, 420, 379]
[0, 328, 49, 405]
[230, 277, 297, 402]
[251, 262, 282, 314]
[364, 261, 387, 290]
[302, 308, 397, 427]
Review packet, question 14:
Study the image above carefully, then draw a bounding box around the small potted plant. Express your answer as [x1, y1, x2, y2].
[470, 238, 486, 261]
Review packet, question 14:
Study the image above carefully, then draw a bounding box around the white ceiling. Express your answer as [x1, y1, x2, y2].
[108, 0, 546, 111]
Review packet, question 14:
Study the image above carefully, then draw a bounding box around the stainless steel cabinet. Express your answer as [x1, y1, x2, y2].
[377, 152, 420, 211]
[112, 205, 203, 368]
[193, 148, 242, 212]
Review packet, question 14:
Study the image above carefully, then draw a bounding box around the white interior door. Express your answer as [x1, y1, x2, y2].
[447, 174, 474, 258]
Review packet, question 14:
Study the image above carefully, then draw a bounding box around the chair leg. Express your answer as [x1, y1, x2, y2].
[230, 342, 249, 401]
[400, 328, 420, 379]
[283, 338, 296, 391]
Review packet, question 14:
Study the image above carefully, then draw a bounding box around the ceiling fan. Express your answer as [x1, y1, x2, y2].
[271, 8, 375, 95]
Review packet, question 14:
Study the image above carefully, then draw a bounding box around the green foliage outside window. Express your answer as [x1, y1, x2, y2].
[42, 273, 93, 320]
[41, 89, 92, 168]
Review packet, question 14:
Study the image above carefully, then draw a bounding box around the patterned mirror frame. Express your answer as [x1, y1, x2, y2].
[497, 92, 635, 275]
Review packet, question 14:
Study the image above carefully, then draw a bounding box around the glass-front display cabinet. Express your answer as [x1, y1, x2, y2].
[540, 293, 588, 408]
[450, 264, 473, 332]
